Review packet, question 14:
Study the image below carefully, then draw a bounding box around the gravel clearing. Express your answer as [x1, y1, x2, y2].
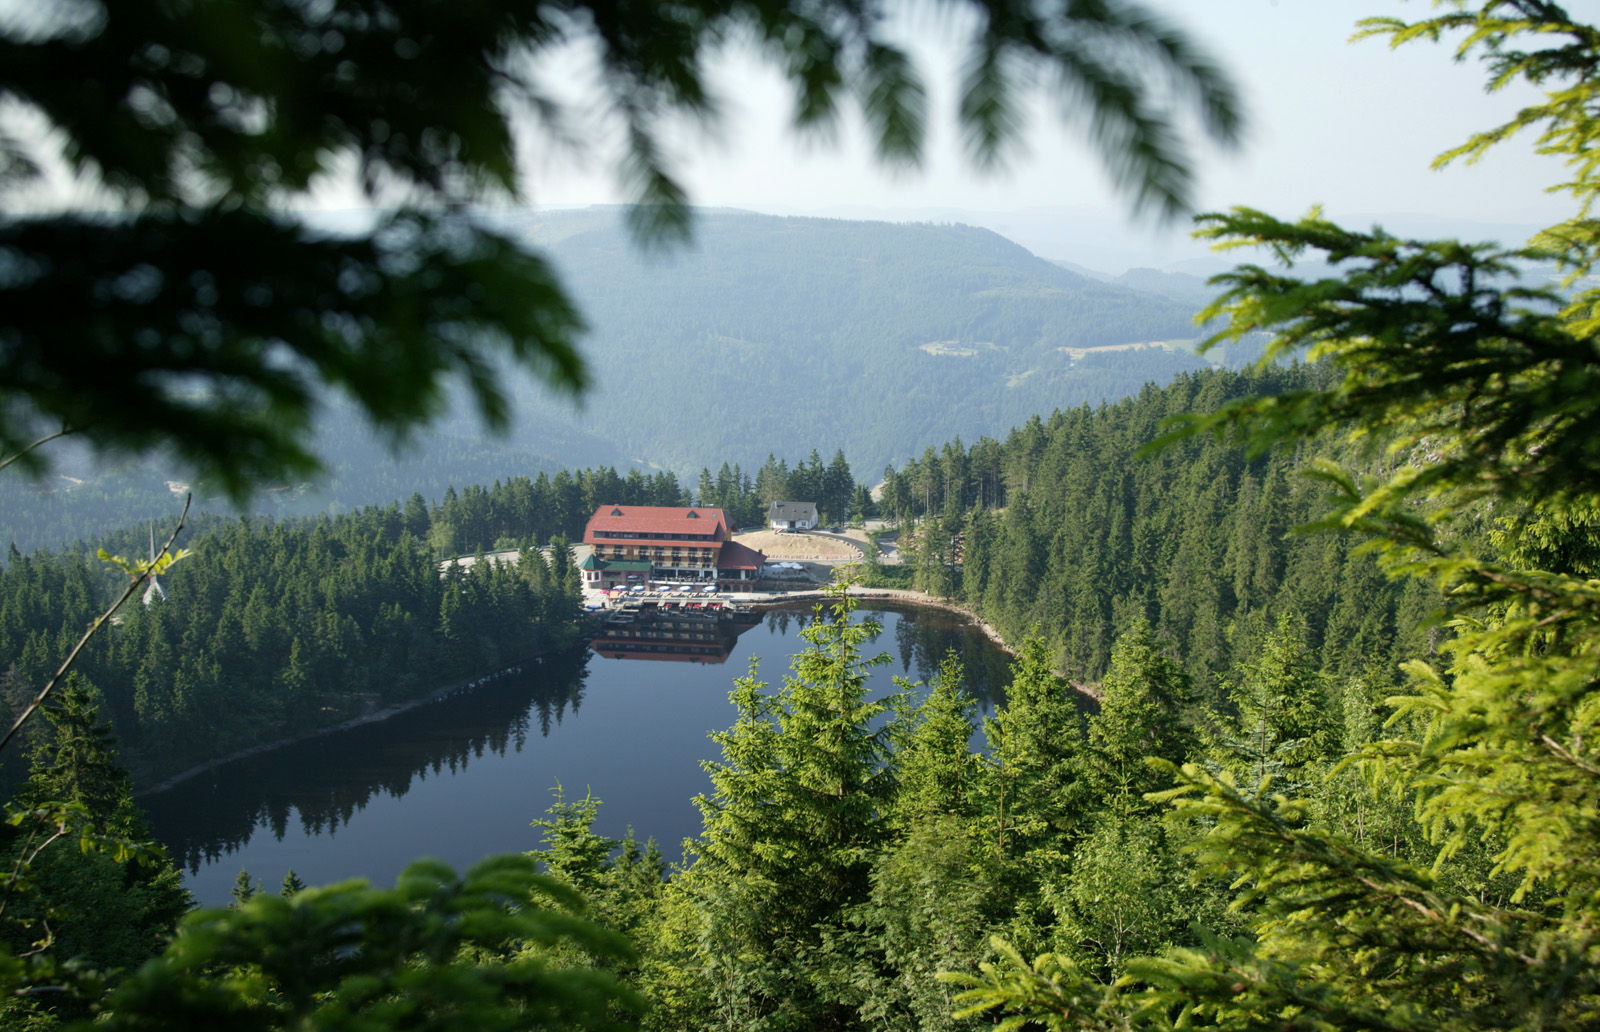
[735, 529, 863, 561]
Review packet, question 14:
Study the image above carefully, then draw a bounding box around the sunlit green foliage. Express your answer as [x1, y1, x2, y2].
[83, 856, 643, 1032]
[1085, 619, 1194, 810]
[0, 0, 1254, 1025]
[879, 363, 1440, 690]
[655, 583, 899, 1029]
[946, 5, 1600, 1031]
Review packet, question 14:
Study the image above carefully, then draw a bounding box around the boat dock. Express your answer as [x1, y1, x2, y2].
[590, 588, 753, 622]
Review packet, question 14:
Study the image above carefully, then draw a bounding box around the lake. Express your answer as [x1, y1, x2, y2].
[142, 603, 1013, 906]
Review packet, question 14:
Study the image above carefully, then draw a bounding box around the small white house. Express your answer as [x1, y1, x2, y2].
[767, 500, 818, 531]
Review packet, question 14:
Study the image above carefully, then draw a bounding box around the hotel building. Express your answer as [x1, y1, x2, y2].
[578, 505, 766, 590]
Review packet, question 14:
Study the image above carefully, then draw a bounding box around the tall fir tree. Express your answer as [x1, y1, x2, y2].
[947, 8, 1600, 1031]
[672, 581, 900, 1031]
[1085, 619, 1196, 813]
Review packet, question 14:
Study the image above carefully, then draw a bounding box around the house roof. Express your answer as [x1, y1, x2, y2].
[767, 500, 818, 523]
[716, 539, 767, 571]
[583, 505, 731, 543]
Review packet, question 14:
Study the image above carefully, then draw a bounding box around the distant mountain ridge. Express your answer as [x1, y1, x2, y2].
[498, 208, 1228, 476]
[4, 207, 1246, 552]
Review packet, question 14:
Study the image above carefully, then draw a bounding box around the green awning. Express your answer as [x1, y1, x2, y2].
[597, 559, 653, 572]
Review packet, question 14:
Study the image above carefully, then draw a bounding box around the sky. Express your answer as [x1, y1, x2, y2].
[2, 0, 1583, 270]
[522, 0, 1580, 268]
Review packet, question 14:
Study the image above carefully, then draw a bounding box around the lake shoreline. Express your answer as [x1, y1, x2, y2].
[748, 586, 1099, 702]
[134, 595, 1031, 800]
[134, 655, 557, 799]
[749, 586, 1017, 657]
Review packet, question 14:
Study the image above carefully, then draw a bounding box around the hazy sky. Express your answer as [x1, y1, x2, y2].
[5, 0, 1579, 269]
[528, 0, 1575, 240]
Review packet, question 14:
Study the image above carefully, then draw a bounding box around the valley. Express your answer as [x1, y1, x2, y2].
[0, 210, 1249, 555]
[1, 0, 1594, 1027]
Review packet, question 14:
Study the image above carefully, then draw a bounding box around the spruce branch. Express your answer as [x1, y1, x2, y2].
[0, 493, 192, 753]
[0, 423, 74, 475]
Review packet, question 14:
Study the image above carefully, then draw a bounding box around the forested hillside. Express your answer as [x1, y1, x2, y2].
[0, 341, 1551, 1031]
[556, 588, 1462, 1032]
[510, 208, 1229, 474]
[877, 365, 1441, 689]
[0, 395, 627, 556]
[4, 0, 1597, 1027]
[1, 209, 1227, 555]
[4, 364, 1413, 794]
[0, 506, 584, 784]
[0, 352, 1536, 1032]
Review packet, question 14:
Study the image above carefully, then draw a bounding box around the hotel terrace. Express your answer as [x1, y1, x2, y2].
[579, 505, 766, 591]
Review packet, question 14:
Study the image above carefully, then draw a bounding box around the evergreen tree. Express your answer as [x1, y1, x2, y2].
[531, 783, 620, 900]
[827, 650, 991, 1032]
[675, 582, 900, 1029]
[823, 450, 855, 524]
[911, 515, 956, 597]
[892, 651, 979, 829]
[981, 637, 1089, 865]
[17, 674, 133, 825]
[0, 674, 191, 983]
[1046, 816, 1180, 977]
[1085, 620, 1196, 811]
[849, 483, 877, 524]
[948, 8, 1600, 1031]
[845, 817, 993, 1032]
[230, 869, 259, 908]
[1210, 614, 1337, 788]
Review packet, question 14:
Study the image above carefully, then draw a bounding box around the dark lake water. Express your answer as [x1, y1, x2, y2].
[142, 604, 1012, 906]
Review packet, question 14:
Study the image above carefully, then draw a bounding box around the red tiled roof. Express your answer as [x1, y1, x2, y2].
[583, 505, 730, 543]
[716, 539, 767, 571]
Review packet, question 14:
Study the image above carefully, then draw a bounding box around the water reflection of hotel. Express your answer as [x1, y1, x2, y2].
[591, 611, 756, 664]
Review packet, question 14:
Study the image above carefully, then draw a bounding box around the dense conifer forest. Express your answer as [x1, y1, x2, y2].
[0, 354, 1574, 1032]
[878, 364, 1442, 689]
[0, 213, 1236, 557]
[0, 359, 1445, 1028]
[0, 444, 865, 792]
[0, 507, 585, 786]
[2, 1, 1598, 1029]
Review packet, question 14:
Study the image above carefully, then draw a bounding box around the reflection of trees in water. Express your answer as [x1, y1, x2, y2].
[764, 608, 797, 636]
[146, 605, 1011, 876]
[766, 604, 887, 646]
[144, 648, 593, 874]
[890, 607, 1011, 712]
[767, 603, 1005, 710]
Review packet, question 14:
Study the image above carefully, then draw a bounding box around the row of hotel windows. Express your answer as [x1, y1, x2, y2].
[599, 629, 716, 641]
[602, 547, 713, 558]
[592, 531, 716, 541]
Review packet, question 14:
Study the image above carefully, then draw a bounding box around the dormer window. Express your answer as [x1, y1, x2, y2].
[686, 510, 700, 519]
[610, 507, 624, 516]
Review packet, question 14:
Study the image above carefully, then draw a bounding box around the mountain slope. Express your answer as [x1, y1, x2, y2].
[3, 209, 1228, 551]
[506, 208, 1217, 474]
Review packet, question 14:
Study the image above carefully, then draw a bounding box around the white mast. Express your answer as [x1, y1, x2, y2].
[141, 521, 167, 605]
